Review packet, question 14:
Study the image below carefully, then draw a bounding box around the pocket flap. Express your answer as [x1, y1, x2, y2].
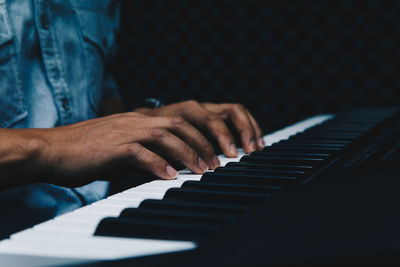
[0, 4, 13, 46]
[74, 7, 115, 56]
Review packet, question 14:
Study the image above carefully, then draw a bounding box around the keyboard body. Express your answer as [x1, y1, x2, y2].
[2, 108, 400, 266]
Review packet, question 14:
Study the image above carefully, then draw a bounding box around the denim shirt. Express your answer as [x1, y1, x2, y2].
[0, 0, 120, 236]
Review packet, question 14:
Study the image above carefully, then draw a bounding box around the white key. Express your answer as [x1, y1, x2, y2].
[34, 219, 96, 233]
[0, 236, 196, 267]
[0, 114, 333, 266]
[131, 180, 185, 189]
[73, 203, 127, 215]
[175, 174, 202, 181]
[56, 211, 107, 224]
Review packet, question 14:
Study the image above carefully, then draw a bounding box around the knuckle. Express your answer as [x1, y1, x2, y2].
[151, 128, 168, 139]
[205, 113, 221, 124]
[155, 158, 168, 168]
[170, 116, 185, 127]
[184, 100, 199, 107]
[126, 143, 144, 157]
[150, 156, 166, 170]
[205, 115, 226, 133]
[233, 103, 245, 111]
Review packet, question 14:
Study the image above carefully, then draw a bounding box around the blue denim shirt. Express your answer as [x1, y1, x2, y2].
[0, 0, 120, 235]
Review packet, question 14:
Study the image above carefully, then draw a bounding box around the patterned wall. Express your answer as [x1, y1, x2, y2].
[113, 0, 400, 133]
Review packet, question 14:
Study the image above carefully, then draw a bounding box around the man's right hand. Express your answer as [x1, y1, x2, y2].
[24, 112, 219, 188]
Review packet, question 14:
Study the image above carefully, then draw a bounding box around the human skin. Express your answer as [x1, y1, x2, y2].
[0, 100, 263, 191]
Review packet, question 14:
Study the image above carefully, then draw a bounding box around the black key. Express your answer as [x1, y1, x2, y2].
[251, 151, 332, 159]
[303, 125, 375, 137]
[264, 146, 342, 154]
[119, 208, 235, 225]
[182, 180, 284, 195]
[279, 139, 352, 145]
[164, 187, 270, 205]
[95, 217, 217, 241]
[290, 133, 362, 140]
[139, 199, 250, 216]
[326, 118, 380, 122]
[240, 155, 326, 166]
[201, 172, 298, 186]
[332, 119, 380, 124]
[302, 129, 367, 137]
[213, 167, 306, 178]
[225, 162, 315, 172]
[274, 142, 347, 148]
[283, 137, 360, 148]
[311, 125, 374, 132]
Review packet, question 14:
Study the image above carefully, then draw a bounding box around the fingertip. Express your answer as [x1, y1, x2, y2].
[227, 143, 238, 157]
[257, 137, 265, 150]
[198, 158, 209, 173]
[249, 140, 256, 152]
[212, 155, 220, 169]
[165, 165, 178, 179]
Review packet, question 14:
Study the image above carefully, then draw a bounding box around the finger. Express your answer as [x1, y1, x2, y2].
[210, 104, 257, 154]
[120, 143, 178, 180]
[139, 116, 219, 169]
[181, 101, 237, 157]
[246, 110, 265, 150]
[138, 128, 208, 174]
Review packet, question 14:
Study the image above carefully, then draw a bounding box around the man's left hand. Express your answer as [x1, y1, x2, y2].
[135, 100, 265, 157]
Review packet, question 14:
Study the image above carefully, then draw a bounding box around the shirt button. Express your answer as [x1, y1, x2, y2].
[40, 14, 50, 30]
[61, 98, 70, 111]
[51, 67, 59, 81]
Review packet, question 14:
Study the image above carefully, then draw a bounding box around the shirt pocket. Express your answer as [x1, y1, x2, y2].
[73, 2, 118, 113]
[0, 5, 26, 128]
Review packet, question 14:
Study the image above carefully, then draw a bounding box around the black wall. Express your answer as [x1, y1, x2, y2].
[114, 0, 400, 133]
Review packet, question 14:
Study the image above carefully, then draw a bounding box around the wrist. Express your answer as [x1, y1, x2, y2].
[0, 129, 50, 188]
[17, 129, 51, 184]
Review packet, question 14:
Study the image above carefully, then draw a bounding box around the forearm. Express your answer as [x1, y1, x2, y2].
[0, 128, 46, 191]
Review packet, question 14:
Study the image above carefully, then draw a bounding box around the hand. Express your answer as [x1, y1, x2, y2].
[135, 100, 264, 157]
[34, 112, 219, 187]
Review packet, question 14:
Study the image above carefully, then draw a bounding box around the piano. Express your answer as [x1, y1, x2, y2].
[1, 108, 400, 266]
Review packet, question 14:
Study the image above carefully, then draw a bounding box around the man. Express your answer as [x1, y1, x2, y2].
[0, 0, 264, 237]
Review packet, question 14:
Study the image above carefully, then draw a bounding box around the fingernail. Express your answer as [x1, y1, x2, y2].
[213, 155, 220, 168]
[166, 165, 178, 179]
[230, 143, 237, 156]
[249, 140, 256, 152]
[198, 158, 209, 172]
[258, 138, 265, 148]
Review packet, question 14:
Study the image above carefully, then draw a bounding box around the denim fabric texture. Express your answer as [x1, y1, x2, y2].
[0, 0, 120, 236]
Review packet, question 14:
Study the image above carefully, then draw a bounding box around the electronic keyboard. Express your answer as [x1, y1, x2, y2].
[2, 107, 400, 267]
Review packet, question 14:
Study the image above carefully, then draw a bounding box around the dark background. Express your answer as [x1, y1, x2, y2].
[113, 0, 400, 134]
